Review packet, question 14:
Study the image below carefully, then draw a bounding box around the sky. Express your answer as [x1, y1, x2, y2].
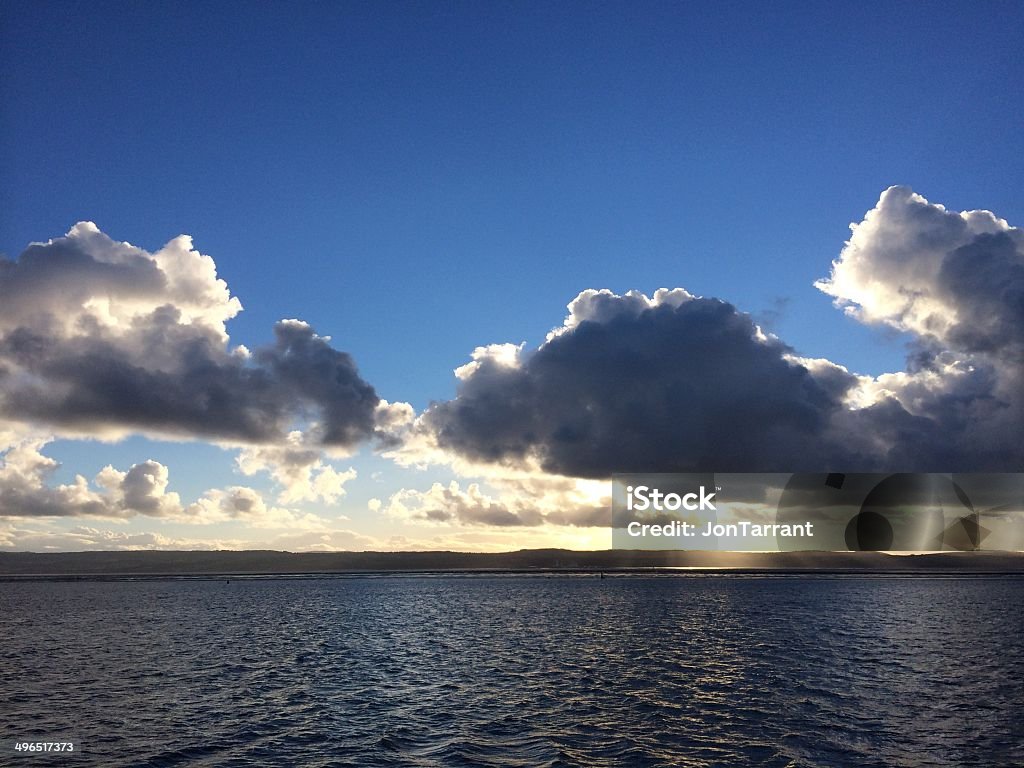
[1, 1, 1023, 552]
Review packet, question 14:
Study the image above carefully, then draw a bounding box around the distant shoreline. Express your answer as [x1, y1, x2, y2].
[2, 549, 1023, 578]
[4, 570, 1024, 583]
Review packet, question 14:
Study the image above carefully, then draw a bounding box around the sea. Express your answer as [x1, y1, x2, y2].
[1, 574, 1022, 767]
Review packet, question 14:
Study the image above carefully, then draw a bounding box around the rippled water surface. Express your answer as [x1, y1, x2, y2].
[2, 574, 1023, 767]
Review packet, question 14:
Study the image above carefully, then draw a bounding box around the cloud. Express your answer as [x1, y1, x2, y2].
[0, 522, 229, 552]
[0, 520, 383, 552]
[236, 430, 357, 505]
[0, 517, 606, 553]
[410, 189, 1024, 476]
[378, 481, 545, 527]
[183, 485, 326, 529]
[376, 526, 611, 552]
[816, 186, 1024, 469]
[372, 473, 610, 529]
[0, 438, 123, 518]
[264, 528, 383, 552]
[817, 186, 1024, 361]
[0, 437, 319, 528]
[0, 221, 240, 339]
[420, 288, 857, 477]
[100, 459, 182, 517]
[0, 223, 380, 448]
[5, 189, 1023, 545]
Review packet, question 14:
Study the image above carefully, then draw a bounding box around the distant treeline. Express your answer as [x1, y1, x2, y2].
[1, 549, 1023, 576]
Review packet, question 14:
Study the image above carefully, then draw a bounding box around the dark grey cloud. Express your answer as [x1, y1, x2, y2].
[938, 231, 1024, 360]
[423, 290, 862, 477]
[0, 223, 379, 448]
[419, 188, 1024, 477]
[0, 316, 378, 447]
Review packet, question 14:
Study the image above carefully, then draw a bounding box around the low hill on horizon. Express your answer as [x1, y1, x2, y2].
[1, 549, 1023, 576]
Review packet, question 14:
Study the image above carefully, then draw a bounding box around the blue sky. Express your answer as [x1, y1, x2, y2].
[2, 1, 1023, 551]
